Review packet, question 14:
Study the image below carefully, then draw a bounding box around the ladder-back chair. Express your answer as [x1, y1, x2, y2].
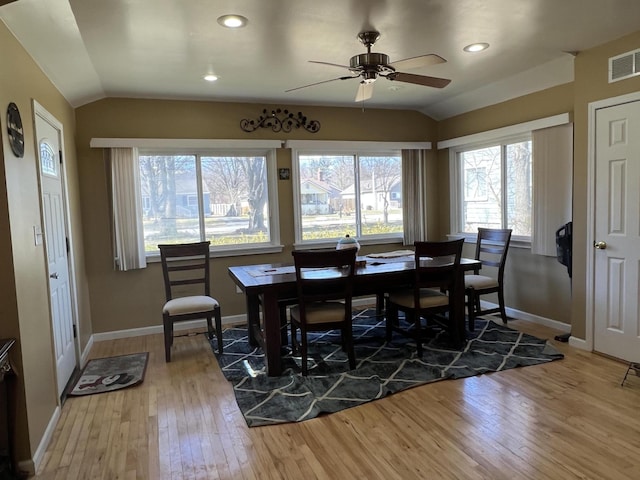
[465, 228, 512, 331]
[159, 241, 223, 362]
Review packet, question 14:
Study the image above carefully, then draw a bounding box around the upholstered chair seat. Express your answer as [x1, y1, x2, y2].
[387, 289, 449, 309]
[163, 296, 219, 316]
[463, 275, 498, 290]
[290, 301, 347, 325]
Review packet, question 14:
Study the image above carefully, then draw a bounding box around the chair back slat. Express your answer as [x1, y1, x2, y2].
[292, 248, 357, 325]
[413, 239, 464, 300]
[158, 241, 211, 301]
[474, 228, 512, 279]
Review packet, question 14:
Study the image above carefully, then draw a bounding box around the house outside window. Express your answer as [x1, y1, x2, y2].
[293, 151, 403, 244]
[138, 149, 278, 253]
[453, 136, 532, 237]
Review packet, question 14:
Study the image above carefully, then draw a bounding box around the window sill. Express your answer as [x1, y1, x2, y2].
[293, 236, 403, 251]
[446, 233, 531, 249]
[145, 243, 285, 262]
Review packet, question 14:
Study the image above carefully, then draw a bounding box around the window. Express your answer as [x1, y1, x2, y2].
[293, 151, 403, 244]
[442, 114, 571, 248]
[455, 137, 532, 237]
[138, 149, 278, 253]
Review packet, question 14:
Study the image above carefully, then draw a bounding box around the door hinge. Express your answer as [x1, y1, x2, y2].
[72, 324, 77, 338]
[59, 150, 63, 164]
[66, 237, 70, 254]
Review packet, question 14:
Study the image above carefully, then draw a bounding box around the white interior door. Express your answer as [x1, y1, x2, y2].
[594, 100, 640, 362]
[35, 108, 77, 396]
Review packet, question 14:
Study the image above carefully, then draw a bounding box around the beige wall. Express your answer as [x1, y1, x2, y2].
[571, 31, 640, 339]
[1, 21, 91, 469]
[74, 99, 438, 333]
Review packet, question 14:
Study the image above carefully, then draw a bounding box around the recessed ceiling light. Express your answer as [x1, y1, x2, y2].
[217, 15, 248, 28]
[203, 74, 219, 82]
[463, 42, 489, 53]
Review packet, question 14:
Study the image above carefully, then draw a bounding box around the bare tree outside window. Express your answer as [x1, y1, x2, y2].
[360, 156, 402, 225]
[242, 158, 268, 233]
[138, 152, 272, 251]
[506, 141, 532, 236]
[139, 155, 197, 243]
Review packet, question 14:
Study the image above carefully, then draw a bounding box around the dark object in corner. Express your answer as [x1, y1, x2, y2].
[555, 221, 573, 343]
[556, 221, 572, 278]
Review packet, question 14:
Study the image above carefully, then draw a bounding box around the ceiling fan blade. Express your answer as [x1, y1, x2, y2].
[355, 82, 374, 102]
[309, 60, 352, 70]
[389, 54, 446, 71]
[387, 72, 451, 89]
[285, 76, 357, 93]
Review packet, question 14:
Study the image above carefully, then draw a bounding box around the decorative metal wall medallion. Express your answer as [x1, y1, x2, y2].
[240, 108, 320, 133]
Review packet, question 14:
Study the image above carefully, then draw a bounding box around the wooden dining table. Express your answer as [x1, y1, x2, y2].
[228, 255, 480, 376]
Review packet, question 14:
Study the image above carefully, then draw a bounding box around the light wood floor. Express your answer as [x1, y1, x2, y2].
[33, 320, 640, 480]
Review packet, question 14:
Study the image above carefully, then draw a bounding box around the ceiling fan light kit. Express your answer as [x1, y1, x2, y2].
[286, 30, 451, 102]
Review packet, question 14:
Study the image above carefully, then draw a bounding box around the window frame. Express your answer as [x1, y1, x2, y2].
[291, 147, 404, 248]
[440, 114, 571, 248]
[449, 133, 533, 245]
[137, 146, 281, 259]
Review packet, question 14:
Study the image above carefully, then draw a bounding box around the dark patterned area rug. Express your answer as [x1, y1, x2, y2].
[69, 352, 149, 396]
[210, 309, 563, 427]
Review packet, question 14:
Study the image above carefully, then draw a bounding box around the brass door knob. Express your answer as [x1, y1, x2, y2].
[594, 241, 607, 250]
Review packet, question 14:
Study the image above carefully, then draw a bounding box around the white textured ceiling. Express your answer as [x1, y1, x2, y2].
[2, 0, 640, 120]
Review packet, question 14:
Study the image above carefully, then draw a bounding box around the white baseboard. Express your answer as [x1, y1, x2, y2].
[568, 335, 589, 350]
[480, 300, 572, 333]
[91, 313, 245, 343]
[23, 404, 61, 476]
[90, 297, 569, 344]
[80, 335, 94, 368]
[91, 297, 378, 343]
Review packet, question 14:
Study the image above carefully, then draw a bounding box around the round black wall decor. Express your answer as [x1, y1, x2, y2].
[6, 102, 25, 158]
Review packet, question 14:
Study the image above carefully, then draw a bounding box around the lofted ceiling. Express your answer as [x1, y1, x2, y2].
[2, 0, 640, 120]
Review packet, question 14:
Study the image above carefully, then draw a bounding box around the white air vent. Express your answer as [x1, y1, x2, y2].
[609, 48, 640, 83]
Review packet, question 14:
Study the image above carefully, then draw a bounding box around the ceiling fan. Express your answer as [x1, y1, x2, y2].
[286, 30, 451, 102]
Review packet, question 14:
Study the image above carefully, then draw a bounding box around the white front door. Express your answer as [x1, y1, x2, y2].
[35, 107, 77, 396]
[593, 100, 640, 362]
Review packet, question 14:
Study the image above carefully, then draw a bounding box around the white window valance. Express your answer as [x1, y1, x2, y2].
[437, 113, 570, 150]
[285, 140, 431, 151]
[91, 138, 282, 149]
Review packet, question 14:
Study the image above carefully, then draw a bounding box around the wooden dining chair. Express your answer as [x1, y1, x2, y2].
[385, 239, 465, 356]
[158, 241, 223, 362]
[465, 228, 512, 331]
[289, 248, 358, 375]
